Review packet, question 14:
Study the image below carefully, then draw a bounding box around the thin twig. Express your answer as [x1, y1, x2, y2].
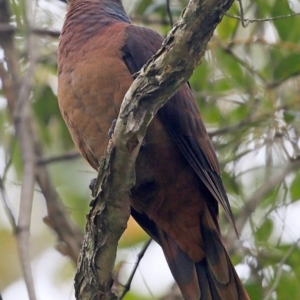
[37, 152, 80, 165]
[0, 176, 17, 231]
[219, 42, 269, 85]
[209, 118, 256, 137]
[226, 157, 300, 253]
[15, 94, 37, 300]
[209, 37, 300, 52]
[35, 142, 84, 263]
[219, 40, 298, 89]
[31, 28, 60, 38]
[209, 97, 262, 137]
[131, 16, 171, 26]
[224, 10, 300, 28]
[166, 0, 173, 27]
[0, 24, 61, 37]
[14, 0, 38, 296]
[119, 239, 152, 299]
[236, 0, 247, 27]
[263, 238, 300, 300]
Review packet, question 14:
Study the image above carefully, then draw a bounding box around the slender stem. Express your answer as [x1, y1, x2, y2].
[120, 239, 152, 299]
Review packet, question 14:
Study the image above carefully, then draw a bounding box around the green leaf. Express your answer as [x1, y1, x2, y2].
[255, 0, 273, 17]
[245, 281, 263, 300]
[218, 13, 239, 40]
[216, 48, 246, 87]
[11, 140, 23, 178]
[135, 0, 153, 15]
[271, 0, 300, 43]
[212, 77, 232, 93]
[123, 291, 152, 300]
[0, 109, 9, 144]
[230, 105, 250, 123]
[283, 110, 295, 123]
[290, 173, 300, 201]
[273, 53, 300, 81]
[198, 100, 223, 124]
[222, 171, 240, 195]
[256, 218, 273, 242]
[190, 60, 209, 91]
[33, 84, 74, 149]
[276, 272, 300, 299]
[33, 85, 59, 125]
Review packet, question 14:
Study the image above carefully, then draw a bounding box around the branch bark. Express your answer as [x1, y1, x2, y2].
[74, 0, 235, 299]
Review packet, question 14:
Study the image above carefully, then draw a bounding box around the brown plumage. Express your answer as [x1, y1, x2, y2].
[57, 0, 250, 299]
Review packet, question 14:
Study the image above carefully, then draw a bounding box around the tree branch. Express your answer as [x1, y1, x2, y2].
[35, 142, 84, 263]
[263, 237, 300, 300]
[74, 0, 236, 299]
[37, 152, 80, 165]
[0, 0, 83, 276]
[0, 0, 37, 298]
[226, 157, 300, 253]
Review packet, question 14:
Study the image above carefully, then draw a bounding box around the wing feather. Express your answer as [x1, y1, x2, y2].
[122, 25, 236, 230]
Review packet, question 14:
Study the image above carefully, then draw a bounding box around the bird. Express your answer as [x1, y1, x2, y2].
[57, 0, 250, 299]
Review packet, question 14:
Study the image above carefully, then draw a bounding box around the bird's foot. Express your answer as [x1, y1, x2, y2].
[89, 178, 97, 192]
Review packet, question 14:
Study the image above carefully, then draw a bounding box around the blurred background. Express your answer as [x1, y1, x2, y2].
[0, 0, 300, 299]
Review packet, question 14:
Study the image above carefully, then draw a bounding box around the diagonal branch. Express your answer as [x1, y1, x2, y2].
[0, 0, 83, 284]
[74, 0, 236, 299]
[226, 157, 300, 253]
[35, 143, 84, 263]
[263, 237, 300, 300]
[1, 0, 37, 298]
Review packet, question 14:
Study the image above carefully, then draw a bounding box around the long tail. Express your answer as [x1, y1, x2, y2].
[158, 228, 250, 300]
[131, 208, 250, 300]
[160, 234, 250, 300]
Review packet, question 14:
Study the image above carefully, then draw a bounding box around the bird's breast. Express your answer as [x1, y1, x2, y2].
[58, 23, 133, 169]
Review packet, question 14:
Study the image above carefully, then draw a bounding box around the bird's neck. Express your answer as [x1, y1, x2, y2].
[66, 0, 130, 24]
[60, 0, 131, 50]
[101, 0, 130, 23]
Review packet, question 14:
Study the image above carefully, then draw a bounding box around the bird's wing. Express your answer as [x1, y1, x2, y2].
[122, 24, 236, 230]
[121, 24, 250, 300]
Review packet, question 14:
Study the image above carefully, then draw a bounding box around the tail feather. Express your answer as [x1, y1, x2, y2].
[195, 254, 247, 300]
[159, 230, 201, 300]
[160, 229, 249, 300]
[196, 206, 249, 300]
[130, 208, 249, 299]
[201, 224, 230, 285]
[196, 260, 218, 300]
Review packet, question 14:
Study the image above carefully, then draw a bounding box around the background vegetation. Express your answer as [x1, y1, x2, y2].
[0, 0, 300, 299]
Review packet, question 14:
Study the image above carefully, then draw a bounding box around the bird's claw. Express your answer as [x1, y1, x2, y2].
[89, 178, 97, 192]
